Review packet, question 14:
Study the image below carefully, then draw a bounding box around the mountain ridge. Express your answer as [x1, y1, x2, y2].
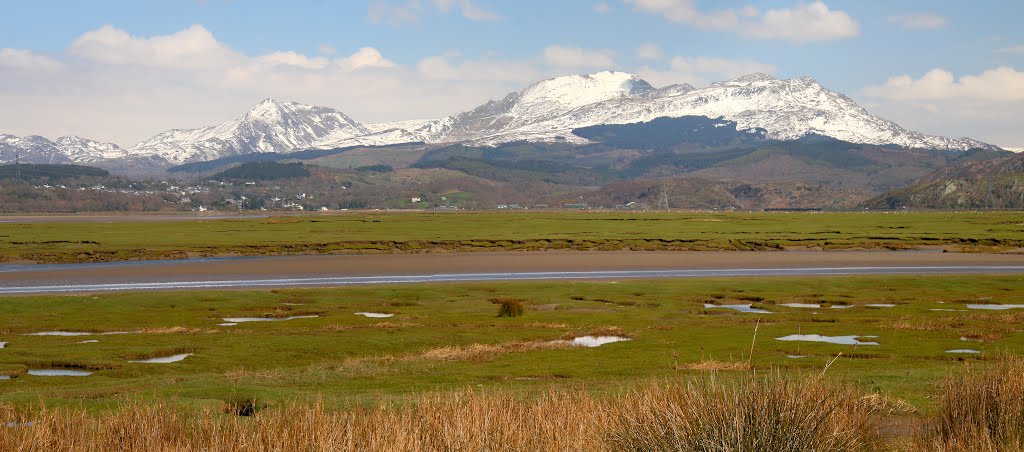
[0, 71, 999, 166]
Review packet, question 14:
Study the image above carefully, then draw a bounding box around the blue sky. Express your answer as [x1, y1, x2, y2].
[1, 0, 1023, 147]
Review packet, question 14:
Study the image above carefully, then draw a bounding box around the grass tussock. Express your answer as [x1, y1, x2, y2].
[608, 373, 878, 451]
[0, 373, 881, 451]
[490, 297, 525, 317]
[916, 358, 1024, 451]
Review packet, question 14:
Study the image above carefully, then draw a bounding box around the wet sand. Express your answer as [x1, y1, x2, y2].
[2, 250, 1023, 289]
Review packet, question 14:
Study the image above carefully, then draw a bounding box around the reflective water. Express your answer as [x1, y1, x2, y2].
[572, 336, 631, 347]
[966, 304, 1024, 310]
[129, 353, 192, 363]
[355, 312, 394, 318]
[28, 369, 92, 376]
[704, 304, 771, 314]
[221, 315, 319, 323]
[775, 334, 879, 346]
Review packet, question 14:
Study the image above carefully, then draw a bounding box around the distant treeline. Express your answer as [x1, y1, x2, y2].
[212, 162, 311, 180]
[0, 164, 109, 180]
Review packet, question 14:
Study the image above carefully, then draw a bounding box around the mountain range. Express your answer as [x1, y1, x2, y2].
[0, 71, 1000, 168]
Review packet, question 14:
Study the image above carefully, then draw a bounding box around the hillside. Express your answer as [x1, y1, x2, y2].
[0, 163, 109, 180]
[862, 152, 1024, 209]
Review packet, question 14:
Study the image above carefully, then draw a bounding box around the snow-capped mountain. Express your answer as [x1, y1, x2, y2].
[129, 99, 371, 164]
[1, 71, 997, 168]
[406, 71, 991, 151]
[0, 134, 130, 164]
[54, 136, 130, 162]
[413, 72, 656, 144]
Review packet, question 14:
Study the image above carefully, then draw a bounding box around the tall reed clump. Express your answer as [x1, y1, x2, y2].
[607, 373, 879, 451]
[0, 373, 882, 451]
[916, 357, 1024, 451]
[490, 297, 525, 317]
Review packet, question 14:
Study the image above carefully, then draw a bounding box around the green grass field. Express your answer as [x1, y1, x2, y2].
[2, 210, 1024, 263]
[1, 274, 1021, 412]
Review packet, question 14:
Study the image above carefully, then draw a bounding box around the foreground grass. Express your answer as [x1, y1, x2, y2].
[0, 275, 1022, 412]
[5, 360, 1024, 451]
[0, 373, 880, 451]
[2, 211, 1023, 263]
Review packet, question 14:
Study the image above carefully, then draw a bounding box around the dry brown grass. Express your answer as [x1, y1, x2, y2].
[605, 373, 879, 451]
[0, 373, 882, 452]
[416, 340, 571, 362]
[916, 358, 1024, 451]
[677, 360, 753, 372]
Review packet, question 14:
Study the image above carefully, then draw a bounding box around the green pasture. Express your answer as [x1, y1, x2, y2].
[0, 275, 1021, 412]
[1, 210, 1023, 263]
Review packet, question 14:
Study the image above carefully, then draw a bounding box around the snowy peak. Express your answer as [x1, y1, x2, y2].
[717, 73, 778, 86]
[55, 136, 128, 162]
[129, 99, 372, 164]
[515, 71, 654, 112]
[0, 134, 129, 164]
[412, 70, 993, 151]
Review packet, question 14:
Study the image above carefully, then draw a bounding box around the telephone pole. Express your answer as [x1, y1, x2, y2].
[14, 151, 20, 180]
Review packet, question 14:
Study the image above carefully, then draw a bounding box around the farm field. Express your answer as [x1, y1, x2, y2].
[1, 210, 1023, 263]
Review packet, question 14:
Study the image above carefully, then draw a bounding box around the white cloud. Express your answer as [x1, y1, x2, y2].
[318, 45, 337, 56]
[0, 48, 63, 72]
[259, 51, 330, 70]
[995, 45, 1024, 54]
[637, 55, 776, 87]
[861, 67, 1024, 146]
[863, 67, 1024, 102]
[70, 24, 240, 70]
[886, 14, 947, 29]
[337, 47, 397, 71]
[624, 0, 858, 43]
[0, 24, 538, 146]
[744, 2, 858, 42]
[593, 2, 610, 13]
[634, 43, 662, 60]
[542, 45, 615, 68]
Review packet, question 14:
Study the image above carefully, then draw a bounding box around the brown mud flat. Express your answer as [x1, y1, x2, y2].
[3, 250, 1024, 288]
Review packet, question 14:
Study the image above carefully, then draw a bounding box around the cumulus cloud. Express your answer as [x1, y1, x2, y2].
[337, 47, 397, 71]
[0, 24, 531, 145]
[70, 24, 239, 70]
[637, 55, 777, 87]
[624, 0, 858, 43]
[862, 67, 1024, 146]
[593, 2, 610, 13]
[886, 14, 947, 29]
[0, 48, 63, 72]
[863, 67, 1024, 102]
[541, 45, 615, 68]
[634, 43, 662, 60]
